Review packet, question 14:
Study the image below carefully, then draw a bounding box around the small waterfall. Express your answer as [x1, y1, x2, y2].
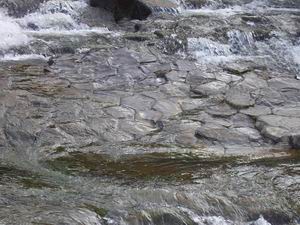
[0, 9, 30, 54]
[0, 0, 110, 60]
[227, 30, 255, 54]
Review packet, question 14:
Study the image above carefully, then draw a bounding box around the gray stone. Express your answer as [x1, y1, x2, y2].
[253, 87, 285, 106]
[121, 94, 155, 112]
[160, 82, 190, 97]
[290, 135, 300, 148]
[132, 52, 157, 63]
[195, 124, 250, 145]
[230, 113, 255, 128]
[241, 105, 272, 117]
[256, 115, 300, 146]
[137, 110, 163, 122]
[104, 106, 135, 119]
[175, 60, 197, 72]
[119, 120, 159, 137]
[223, 62, 251, 75]
[191, 81, 228, 96]
[109, 48, 138, 67]
[89, 118, 133, 142]
[153, 99, 182, 118]
[92, 92, 121, 107]
[268, 78, 300, 90]
[216, 72, 242, 84]
[225, 88, 255, 108]
[236, 72, 268, 91]
[0, 128, 6, 147]
[257, 115, 300, 131]
[186, 70, 216, 85]
[175, 133, 198, 146]
[259, 126, 290, 143]
[235, 127, 262, 141]
[205, 104, 237, 117]
[198, 112, 232, 127]
[165, 70, 187, 82]
[272, 105, 300, 118]
[179, 99, 209, 112]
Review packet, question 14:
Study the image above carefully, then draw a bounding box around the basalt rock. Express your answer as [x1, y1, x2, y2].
[89, 0, 152, 22]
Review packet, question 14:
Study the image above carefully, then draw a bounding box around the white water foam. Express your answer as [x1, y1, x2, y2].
[180, 207, 272, 225]
[16, 0, 89, 30]
[0, 54, 49, 62]
[0, 9, 30, 52]
[0, 0, 110, 59]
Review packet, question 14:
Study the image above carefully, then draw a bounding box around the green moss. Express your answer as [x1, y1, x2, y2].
[53, 146, 66, 154]
[45, 152, 239, 182]
[21, 178, 55, 189]
[83, 204, 108, 217]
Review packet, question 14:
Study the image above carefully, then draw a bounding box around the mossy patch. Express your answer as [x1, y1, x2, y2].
[83, 203, 108, 217]
[44, 152, 239, 182]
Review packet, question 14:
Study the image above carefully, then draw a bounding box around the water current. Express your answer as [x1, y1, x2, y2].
[0, 0, 299, 224]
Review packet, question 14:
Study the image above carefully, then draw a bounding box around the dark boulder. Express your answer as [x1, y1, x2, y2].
[89, 0, 152, 22]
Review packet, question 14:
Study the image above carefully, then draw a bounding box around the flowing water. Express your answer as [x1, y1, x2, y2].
[0, 0, 299, 224]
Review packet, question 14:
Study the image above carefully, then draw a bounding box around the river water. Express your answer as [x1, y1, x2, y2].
[0, 0, 299, 224]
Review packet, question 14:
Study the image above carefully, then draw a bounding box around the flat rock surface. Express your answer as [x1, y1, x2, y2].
[0, 0, 300, 160]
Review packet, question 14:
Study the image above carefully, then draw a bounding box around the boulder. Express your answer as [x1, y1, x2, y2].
[89, 0, 152, 21]
[256, 115, 300, 148]
[89, 0, 178, 21]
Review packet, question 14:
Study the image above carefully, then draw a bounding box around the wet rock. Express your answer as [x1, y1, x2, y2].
[241, 105, 272, 117]
[195, 124, 250, 145]
[137, 110, 163, 122]
[124, 33, 152, 41]
[186, 70, 216, 85]
[235, 127, 262, 141]
[4, 125, 36, 149]
[198, 112, 232, 127]
[175, 60, 197, 72]
[89, 118, 133, 142]
[230, 113, 255, 128]
[121, 94, 155, 112]
[175, 132, 198, 146]
[268, 78, 300, 90]
[165, 71, 187, 82]
[131, 52, 157, 63]
[160, 82, 190, 97]
[236, 72, 268, 91]
[191, 81, 228, 97]
[223, 62, 251, 75]
[104, 106, 135, 119]
[92, 92, 120, 107]
[153, 99, 182, 119]
[225, 88, 255, 108]
[272, 105, 300, 118]
[216, 72, 242, 84]
[119, 119, 159, 136]
[205, 103, 237, 117]
[179, 99, 209, 112]
[109, 48, 138, 67]
[290, 135, 300, 148]
[257, 115, 300, 131]
[256, 115, 300, 147]
[0, 128, 7, 147]
[253, 87, 285, 106]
